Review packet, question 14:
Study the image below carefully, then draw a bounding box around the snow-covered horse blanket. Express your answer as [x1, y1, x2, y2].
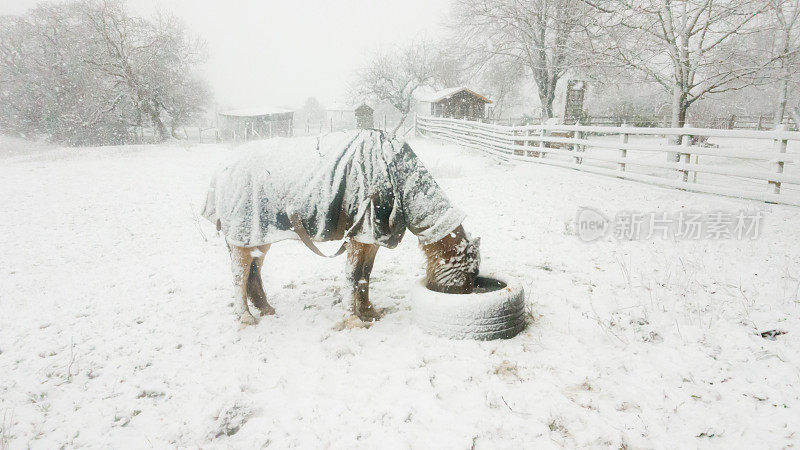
[201, 130, 465, 248]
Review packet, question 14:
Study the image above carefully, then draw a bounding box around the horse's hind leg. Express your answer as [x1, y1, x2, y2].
[230, 245, 258, 325]
[246, 244, 275, 316]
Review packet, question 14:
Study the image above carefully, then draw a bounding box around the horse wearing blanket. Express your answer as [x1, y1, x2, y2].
[202, 129, 480, 327]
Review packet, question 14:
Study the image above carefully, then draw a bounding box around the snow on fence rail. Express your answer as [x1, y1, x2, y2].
[486, 114, 798, 130]
[416, 115, 800, 207]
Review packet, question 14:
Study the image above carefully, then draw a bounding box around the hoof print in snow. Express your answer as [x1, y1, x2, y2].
[642, 331, 663, 343]
[113, 415, 130, 427]
[760, 330, 787, 340]
[334, 315, 374, 331]
[136, 390, 165, 399]
[210, 402, 253, 439]
[493, 360, 519, 381]
[547, 417, 571, 443]
[697, 430, 722, 438]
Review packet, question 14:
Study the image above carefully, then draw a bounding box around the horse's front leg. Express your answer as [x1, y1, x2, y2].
[342, 240, 380, 326]
[229, 245, 258, 326]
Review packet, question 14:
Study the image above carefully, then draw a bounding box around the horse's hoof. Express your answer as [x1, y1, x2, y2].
[334, 315, 372, 331]
[258, 305, 276, 316]
[356, 306, 383, 323]
[239, 313, 258, 327]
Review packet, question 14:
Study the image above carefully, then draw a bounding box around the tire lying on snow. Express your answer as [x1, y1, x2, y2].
[412, 274, 526, 340]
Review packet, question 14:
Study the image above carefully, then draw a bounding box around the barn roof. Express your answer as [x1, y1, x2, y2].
[219, 106, 293, 117]
[415, 87, 492, 104]
[327, 102, 373, 112]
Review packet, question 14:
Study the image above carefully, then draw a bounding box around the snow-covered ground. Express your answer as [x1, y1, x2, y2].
[1, 135, 799, 448]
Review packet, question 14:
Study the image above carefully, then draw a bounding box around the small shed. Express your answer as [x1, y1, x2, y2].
[326, 103, 374, 131]
[416, 87, 492, 121]
[354, 104, 374, 129]
[218, 107, 294, 141]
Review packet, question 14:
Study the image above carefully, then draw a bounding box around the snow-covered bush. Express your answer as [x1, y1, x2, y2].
[0, 1, 210, 146]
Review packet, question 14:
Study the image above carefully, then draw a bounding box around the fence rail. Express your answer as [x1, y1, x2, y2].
[488, 114, 798, 130]
[416, 115, 800, 207]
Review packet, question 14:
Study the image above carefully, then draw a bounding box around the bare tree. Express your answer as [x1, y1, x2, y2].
[146, 11, 210, 138]
[767, 0, 800, 127]
[479, 62, 525, 119]
[0, 3, 134, 144]
[588, 0, 766, 130]
[429, 49, 467, 88]
[300, 97, 326, 122]
[0, 0, 209, 145]
[82, 0, 208, 141]
[450, 0, 593, 120]
[353, 41, 436, 134]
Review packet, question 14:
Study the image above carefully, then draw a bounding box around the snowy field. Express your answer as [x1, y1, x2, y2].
[1, 135, 799, 448]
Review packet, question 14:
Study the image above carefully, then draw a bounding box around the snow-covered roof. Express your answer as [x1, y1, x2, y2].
[415, 87, 492, 104]
[327, 102, 372, 112]
[219, 106, 293, 117]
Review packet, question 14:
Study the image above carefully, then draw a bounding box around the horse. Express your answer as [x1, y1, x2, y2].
[202, 129, 480, 327]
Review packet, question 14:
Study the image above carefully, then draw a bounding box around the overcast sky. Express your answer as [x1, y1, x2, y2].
[2, 0, 451, 110]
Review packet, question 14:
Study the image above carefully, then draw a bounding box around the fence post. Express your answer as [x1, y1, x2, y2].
[512, 127, 524, 156]
[618, 124, 628, 173]
[526, 128, 536, 157]
[538, 128, 547, 158]
[769, 124, 788, 195]
[573, 123, 583, 165]
[678, 124, 692, 182]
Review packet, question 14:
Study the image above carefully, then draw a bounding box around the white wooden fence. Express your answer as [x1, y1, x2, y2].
[416, 115, 800, 207]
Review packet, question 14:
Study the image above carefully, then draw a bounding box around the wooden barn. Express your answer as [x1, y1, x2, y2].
[416, 87, 492, 121]
[218, 107, 294, 141]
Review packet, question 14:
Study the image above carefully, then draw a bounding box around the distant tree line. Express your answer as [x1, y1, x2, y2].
[0, 0, 210, 145]
[354, 0, 799, 130]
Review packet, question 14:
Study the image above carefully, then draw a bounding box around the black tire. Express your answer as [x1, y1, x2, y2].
[411, 274, 526, 340]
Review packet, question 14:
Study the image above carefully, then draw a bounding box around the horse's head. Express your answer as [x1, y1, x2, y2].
[422, 225, 481, 294]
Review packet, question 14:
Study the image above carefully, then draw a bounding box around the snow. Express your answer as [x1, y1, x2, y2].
[1, 135, 799, 448]
[326, 103, 370, 112]
[414, 86, 493, 103]
[219, 106, 294, 117]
